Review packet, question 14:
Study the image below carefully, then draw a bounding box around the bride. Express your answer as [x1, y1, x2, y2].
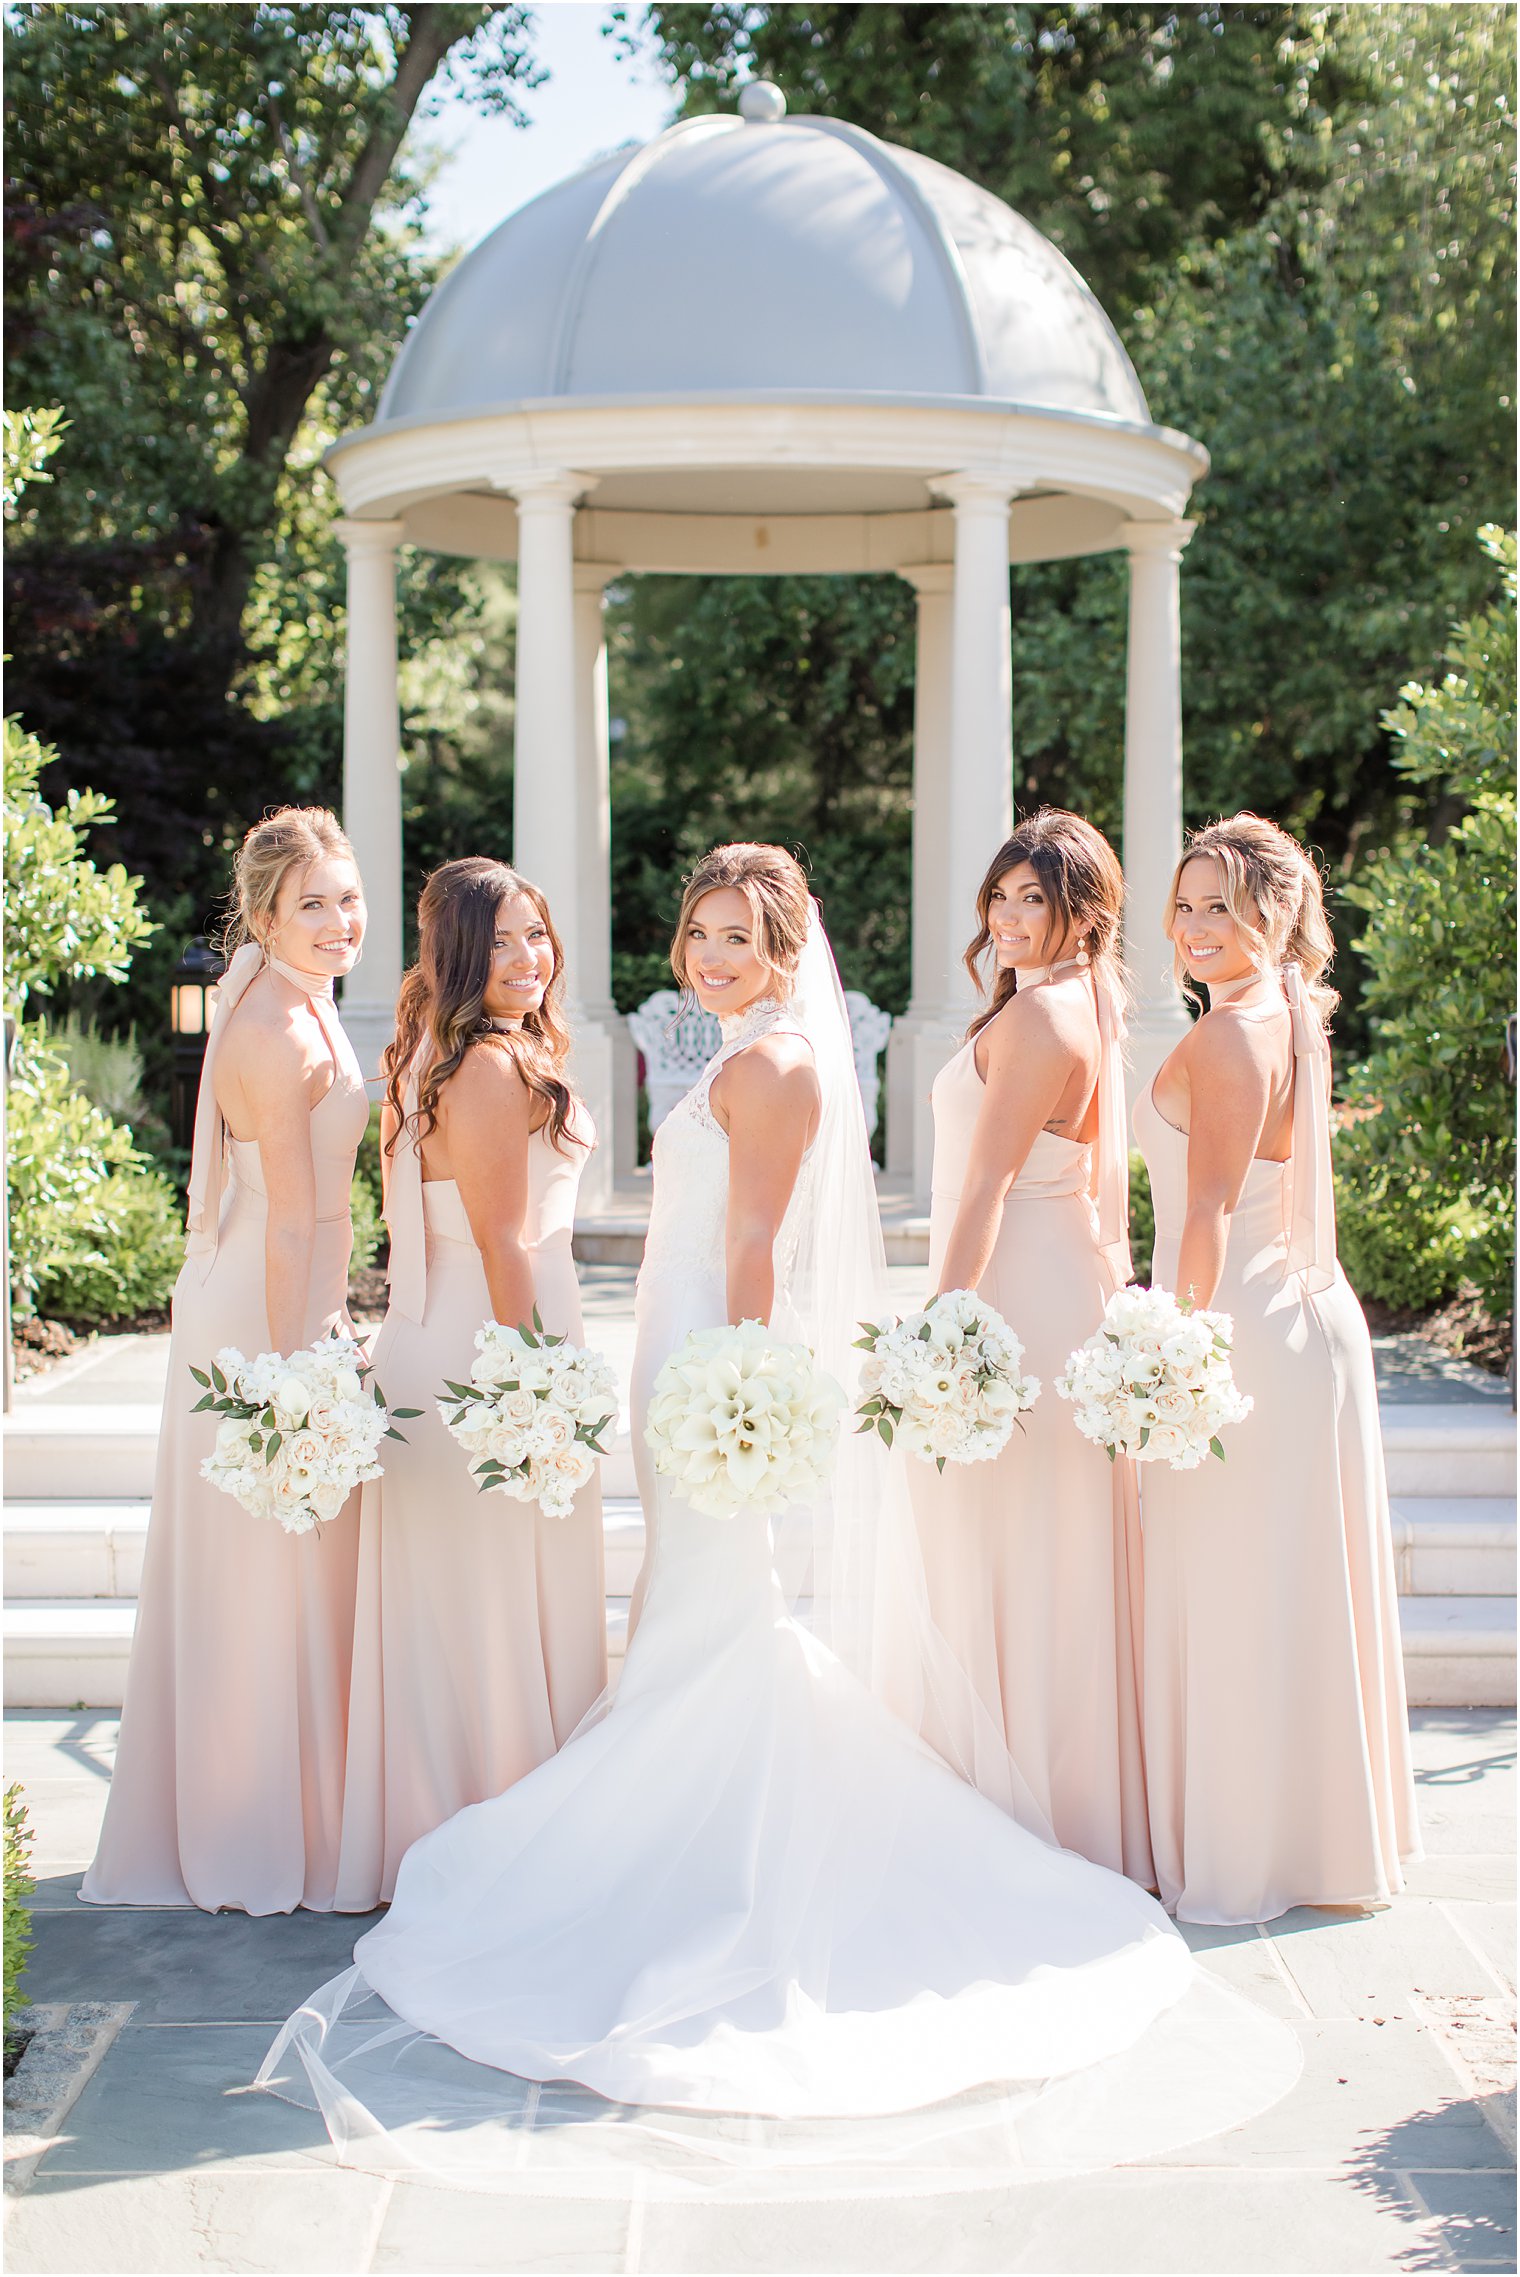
[259, 842, 1299, 2193]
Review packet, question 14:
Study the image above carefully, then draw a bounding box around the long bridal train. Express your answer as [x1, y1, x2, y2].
[258, 891, 1302, 2197]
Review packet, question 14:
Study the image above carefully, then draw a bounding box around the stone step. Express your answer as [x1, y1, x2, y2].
[1, 1499, 650, 1601]
[9, 1493, 1511, 1603]
[1379, 1404, 1515, 1497]
[0, 1410, 641, 1507]
[4, 1590, 1509, 1712]
[1389, 1497, 1516, 1596]
[3, 1593, 634, 1711]
[1398, 1595, 1517, 1710]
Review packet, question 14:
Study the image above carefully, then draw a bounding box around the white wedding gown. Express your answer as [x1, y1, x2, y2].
[258, 998, 1300, 2197]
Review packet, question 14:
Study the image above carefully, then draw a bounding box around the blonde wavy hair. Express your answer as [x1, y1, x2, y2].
[1166, 813, 1339, 1026]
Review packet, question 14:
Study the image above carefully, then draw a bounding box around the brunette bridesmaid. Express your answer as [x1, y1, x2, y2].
[1134, 812, 1419, 1923]
[333, 859, 607, 1909]
[912, 810, 1151, 1884]
[83, 809, 369, 1913]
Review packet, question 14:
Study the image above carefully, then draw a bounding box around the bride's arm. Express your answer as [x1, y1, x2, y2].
[935, 998, 1073, 1297]
[714, 1038, 820, 1326]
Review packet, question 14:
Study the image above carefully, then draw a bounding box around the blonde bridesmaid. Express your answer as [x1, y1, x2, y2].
[1134, 812, 1419, 1923]
[83, 809, 369, 1913]
[333, 859, 607, 1909]
[912, 810, 1151, 1883]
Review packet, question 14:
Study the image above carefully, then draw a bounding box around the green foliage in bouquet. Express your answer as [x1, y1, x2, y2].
[1333, 529, 1517, 1317]
[4, 1783, 36, 2034]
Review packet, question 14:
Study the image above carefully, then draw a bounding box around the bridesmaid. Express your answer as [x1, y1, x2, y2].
[912, 809, 1151, 1884]
[333, 859, 607, 1909]
[1135, 812, 1419, 1923]
[83, 808, 369, 1913]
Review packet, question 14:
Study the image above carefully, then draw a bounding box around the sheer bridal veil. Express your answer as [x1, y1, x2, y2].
[783, 904, 1057, 1837]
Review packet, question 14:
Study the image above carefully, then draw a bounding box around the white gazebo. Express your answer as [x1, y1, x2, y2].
[330, 82, 1202, 1207]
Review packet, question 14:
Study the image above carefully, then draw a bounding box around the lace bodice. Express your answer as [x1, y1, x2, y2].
[637, 999, 814, 1302]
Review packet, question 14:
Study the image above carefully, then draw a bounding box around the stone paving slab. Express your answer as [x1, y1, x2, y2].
[3, 1710, 1513, 2274]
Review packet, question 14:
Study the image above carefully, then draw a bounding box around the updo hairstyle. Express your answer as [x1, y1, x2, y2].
[222, 806, 356, 957]
[669, 843, 812, 997]
[1166, 812, 1339, 1026]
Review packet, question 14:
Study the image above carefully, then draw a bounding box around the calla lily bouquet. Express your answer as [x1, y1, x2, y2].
[645, 1320, 844, 1519]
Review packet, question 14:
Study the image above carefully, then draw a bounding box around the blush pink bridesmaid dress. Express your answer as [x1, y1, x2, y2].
[911, 965, 1152, 1885]
[1134, 966, 1420, 1924]
[332, 1053, 608, 1910]
[82, 950, 368, 1914]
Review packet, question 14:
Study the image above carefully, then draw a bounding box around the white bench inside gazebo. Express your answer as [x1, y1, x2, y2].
[329, 82, 1201, 1216]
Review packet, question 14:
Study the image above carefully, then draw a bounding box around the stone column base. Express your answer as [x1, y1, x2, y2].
[885, 1009, 970, 1207]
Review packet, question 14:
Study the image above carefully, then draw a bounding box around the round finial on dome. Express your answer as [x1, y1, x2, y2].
[738, 80, 787, 124]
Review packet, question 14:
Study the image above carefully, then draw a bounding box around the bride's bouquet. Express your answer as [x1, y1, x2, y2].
[1055, 1284, 1252, 1468]
[853, 1289, 1041, 1472]
[438, 1312, 618, 1519]
[644, 1320, 845, 1519]
[194, 1333, 414, 1534]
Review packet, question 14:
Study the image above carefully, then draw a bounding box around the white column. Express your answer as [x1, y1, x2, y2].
[885, 564, 963, 1195]
[335, 516, 406, 1080]
[570, 562, 636, 1204]
[507, 473, 627, 1216]
[1122, 518, 1196, 1093]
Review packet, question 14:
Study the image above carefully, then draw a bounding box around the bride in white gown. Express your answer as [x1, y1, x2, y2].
[258, 843, 1299, 2196]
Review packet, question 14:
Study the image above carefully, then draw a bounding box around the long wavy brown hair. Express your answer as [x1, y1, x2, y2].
[382, 859, 580, 1157]
[963, 808, 1129, 1040]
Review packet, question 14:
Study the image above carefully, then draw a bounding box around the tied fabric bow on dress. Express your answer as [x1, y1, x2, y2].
[1091, 968, 1133, 1287]
[183, 942, 264, 1284]
[1281, 961, 1338, 1296]
[183, 944, 356, 1284]
[384, 1040, 433, 1326]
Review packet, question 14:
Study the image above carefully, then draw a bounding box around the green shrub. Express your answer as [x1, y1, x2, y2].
[3, 714, 154, 1014]
[1127, 1151, 1156, 1287]
[1336, 528, 1517, 1318]
[50, 1011, 147, 1123]
[349, 1167, 383, 1275]
[7, 1026, 183, 1323]
[4, 1783, 36, 2034]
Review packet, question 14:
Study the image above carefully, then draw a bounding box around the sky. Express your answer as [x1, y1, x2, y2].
[409, 3, 680, 257]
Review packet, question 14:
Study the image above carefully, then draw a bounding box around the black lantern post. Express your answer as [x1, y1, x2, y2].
[169, 937, 226, 1151]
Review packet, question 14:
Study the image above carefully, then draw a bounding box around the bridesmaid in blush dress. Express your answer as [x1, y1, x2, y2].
[911, 810, 1150, 1883]
[1135, 812, 1418, 1924]
[333, 859, 606, 1909]
[82, 808, 369, 1914]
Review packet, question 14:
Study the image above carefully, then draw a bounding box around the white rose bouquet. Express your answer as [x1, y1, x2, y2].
[193, 1333, 417, 1535]
[1055, 1284, 1252, 1469]
[644, 1320, 845, 1520]
[853, 1288, 1041, 1472]
[437, 1310, 617, 1520]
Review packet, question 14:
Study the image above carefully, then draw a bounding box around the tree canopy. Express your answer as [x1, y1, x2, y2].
[5, 1, 1515, 1069]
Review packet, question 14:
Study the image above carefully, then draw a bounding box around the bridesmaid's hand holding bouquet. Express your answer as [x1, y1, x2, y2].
[854, 1290, 1040, 1472]
[644, 1321, 844, 1519]
[439, 1312, 617, 1519]
[1055, 1284, 1252, 1468]
[193, 1332, 417, 1534]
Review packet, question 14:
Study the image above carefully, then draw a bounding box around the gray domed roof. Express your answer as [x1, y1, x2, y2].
[379, 106, 1150, 428]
